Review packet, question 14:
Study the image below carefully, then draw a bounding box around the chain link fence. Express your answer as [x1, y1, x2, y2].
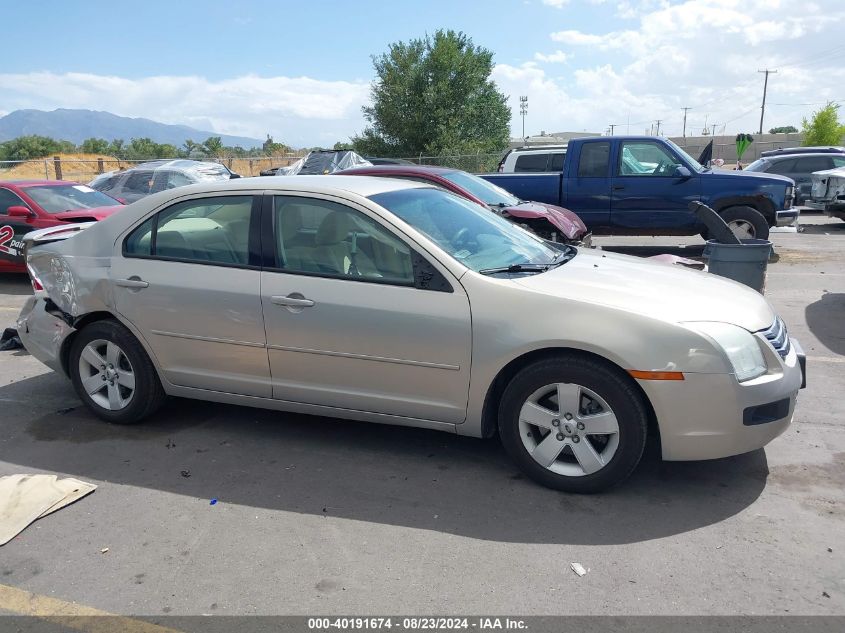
[395, 153, 504, 173]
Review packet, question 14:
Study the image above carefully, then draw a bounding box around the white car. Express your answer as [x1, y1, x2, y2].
[497, 146, 567, 173]
[18, 176, 805, 492]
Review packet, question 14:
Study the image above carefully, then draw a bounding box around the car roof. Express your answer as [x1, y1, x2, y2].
[761, 146, 845, 157]
[339, 165, 457, 177]
[152, 174, 430, 198]
[510, 145, 569, 152]
[764, 152, 844, 162]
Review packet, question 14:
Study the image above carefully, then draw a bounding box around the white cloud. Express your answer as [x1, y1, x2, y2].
[0, 72, 370, 147]
[499, 0, 845, 138]
[534, 50, 571, 63]
[542, 0, 571, 7]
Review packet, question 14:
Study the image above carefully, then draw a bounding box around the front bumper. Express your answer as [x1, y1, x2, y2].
[776, 208, 800, 226]
[637, 336, 805, 461]
[16, 296, 75, 374]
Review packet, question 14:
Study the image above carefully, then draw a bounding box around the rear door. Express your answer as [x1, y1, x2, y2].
[260, 193, 472, 424]
[610, 140, 701, 230]
[562, 140, 612, 229]
[111, 192, 271, 397]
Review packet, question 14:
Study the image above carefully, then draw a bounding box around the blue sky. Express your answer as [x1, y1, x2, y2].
[3, 0, 844, 148]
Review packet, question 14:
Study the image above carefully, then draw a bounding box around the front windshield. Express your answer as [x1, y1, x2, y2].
[440, 171, 520, 207]
[666, 139, 705, 172]
[369, 187, 559, 272]
[22, 184, 121, 213]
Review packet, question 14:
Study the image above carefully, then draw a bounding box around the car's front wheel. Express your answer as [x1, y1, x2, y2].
[498, 354, 648, 493]
[69, 320, 165, 424]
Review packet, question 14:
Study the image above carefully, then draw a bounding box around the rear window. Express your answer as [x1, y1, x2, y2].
[795, 156, 834, 173]
[577, 142, 610, 177]
[514, 154, 549, 172]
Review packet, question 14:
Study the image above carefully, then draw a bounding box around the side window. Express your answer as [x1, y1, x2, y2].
[273, 196, 414, 285]
[122, 171, 154, 195]
[124, 196, 254, 265]
[514, 153, 549, 172]
[833, 156, 845, 168]
[0, 189, 28, 215]
[618, 142, 681, 176]
[797, 156, 834, 173]
[166, 172, 194, 189]
[577, 142, 610, 177]
[766, 159, 796, 176]
[549, 152, 566, 172]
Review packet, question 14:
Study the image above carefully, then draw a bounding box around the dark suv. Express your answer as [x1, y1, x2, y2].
[745, 152, 845, 206]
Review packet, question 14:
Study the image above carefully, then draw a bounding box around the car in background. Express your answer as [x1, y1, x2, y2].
[810, 165, 845, 221]
[17, 176, 804, 492]
[760, 146, 845, 158]
[0, 180, 123, 273]
[483, 136, 796, 240]
[744, 153, 845, 205]
[497, 145, 567, 173]
[338, 164, 588, 244]
[89, 159, 239, 204]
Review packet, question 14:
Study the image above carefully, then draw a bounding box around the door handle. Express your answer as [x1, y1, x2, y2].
[115, 277, 149, 289]
[271, 294, 315, 308]
[612, 184, 625, 191]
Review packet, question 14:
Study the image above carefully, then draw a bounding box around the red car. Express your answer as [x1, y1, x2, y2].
[0, 180, 124, 273]
[338, 165, 589, 244]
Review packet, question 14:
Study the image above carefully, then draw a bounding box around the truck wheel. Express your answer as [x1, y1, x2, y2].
[498, 354, 648, 493]
[719, 206, 769, 240]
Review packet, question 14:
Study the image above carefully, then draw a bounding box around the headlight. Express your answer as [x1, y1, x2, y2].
[687, 322, 767, 382]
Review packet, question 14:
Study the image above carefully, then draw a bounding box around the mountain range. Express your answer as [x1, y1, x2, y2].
[0, 109, 262, 149]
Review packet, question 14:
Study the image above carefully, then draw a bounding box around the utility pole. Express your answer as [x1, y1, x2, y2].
[654, 120, 663, 136]
[609, 124, 617, 136]
[757, 69, 777, 134]
[711, 123, 717, 137]
[519, 96, 528, 140]
[681, 107, 691, 137]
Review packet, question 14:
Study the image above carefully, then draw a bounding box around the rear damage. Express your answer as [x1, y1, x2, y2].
[811, 166, 845, 219]
[17, 222, 115, 374]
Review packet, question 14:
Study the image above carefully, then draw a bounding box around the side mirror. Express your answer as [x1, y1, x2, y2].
[674, 165, 692, 178]
[7, 205, 33, 218]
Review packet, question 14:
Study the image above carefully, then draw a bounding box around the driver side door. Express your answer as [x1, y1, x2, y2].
[611, 140, 701, 230]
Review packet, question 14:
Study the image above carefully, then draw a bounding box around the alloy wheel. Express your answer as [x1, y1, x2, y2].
[78, 339, 136, 411]
[518, 382, 620, 477]
[727, 219, 755, 239]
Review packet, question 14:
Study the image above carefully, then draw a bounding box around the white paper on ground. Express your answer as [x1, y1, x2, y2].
[0, 474, 96, 546]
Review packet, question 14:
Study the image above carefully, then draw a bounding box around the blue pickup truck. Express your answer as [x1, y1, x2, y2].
[482, 136, 797, 240]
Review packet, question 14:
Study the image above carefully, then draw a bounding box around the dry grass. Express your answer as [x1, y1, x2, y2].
[0, 153, 304, 183]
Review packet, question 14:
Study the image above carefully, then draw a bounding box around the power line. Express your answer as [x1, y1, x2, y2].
[758, 69, 777, 134]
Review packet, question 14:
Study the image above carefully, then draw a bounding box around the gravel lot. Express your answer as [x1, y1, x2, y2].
[0, 213, 842, 617]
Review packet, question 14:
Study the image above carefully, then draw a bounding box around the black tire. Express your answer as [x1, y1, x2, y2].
[719, 206, 770, 240]
[498, 354, 648, 493]
[69, 319, 166, 424]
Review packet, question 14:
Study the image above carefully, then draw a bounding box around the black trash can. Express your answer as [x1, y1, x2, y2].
[704, 239, 772, 293]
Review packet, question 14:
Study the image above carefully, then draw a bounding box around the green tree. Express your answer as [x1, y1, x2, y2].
[0, 135, 67, 160]
[106, 139, 125, 158]
[352, 29, 511, 157]
[202, 136, 224, 157]
[802, 103, 845, 146]
[262, 135, 291, 155]
[769, 125, 798, 134]
[333, 141, 354, 151]
[80, 138, 110, 154]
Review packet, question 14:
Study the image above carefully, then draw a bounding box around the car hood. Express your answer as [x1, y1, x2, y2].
[513, 248, 774, 331]
[51, 205, 124, 222]
[713, 169, 793, 186]
[502, 201, 588, 239]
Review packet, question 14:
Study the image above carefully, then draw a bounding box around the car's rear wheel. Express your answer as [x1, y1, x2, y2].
[498, 354, 648, 493]
[720, 206, 770, 240]
[69, 320, 165, 424]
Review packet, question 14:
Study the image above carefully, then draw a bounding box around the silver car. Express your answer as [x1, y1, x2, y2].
[17, 176, 805, 492]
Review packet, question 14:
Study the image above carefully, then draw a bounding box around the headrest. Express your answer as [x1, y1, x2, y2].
[315, 211, 351, 245]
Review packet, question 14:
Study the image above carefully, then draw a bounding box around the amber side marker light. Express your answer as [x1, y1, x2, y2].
[628, 370, 685, 381]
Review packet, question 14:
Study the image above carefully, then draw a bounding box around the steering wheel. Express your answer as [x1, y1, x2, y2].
[452, 227, 471, 248]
